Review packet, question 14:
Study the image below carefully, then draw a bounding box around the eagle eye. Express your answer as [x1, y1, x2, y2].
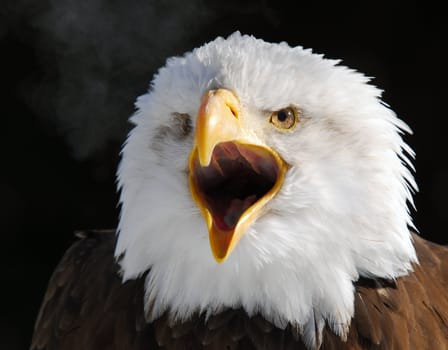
[270, 107, 298, 130]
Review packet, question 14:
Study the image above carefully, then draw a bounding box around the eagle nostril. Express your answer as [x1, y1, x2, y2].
[227, 104, 238, 119]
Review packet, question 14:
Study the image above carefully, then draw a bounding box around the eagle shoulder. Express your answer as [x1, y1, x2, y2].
[30, 230, 157, 350]
[347, 233, 448, 349]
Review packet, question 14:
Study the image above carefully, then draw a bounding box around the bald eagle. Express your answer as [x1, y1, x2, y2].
[31, 33, 448, 350]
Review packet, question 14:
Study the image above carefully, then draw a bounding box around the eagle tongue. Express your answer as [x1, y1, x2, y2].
[223, 195, 257, 228]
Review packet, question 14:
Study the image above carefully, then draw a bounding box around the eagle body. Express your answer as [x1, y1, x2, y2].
[32, 230, 448, 349]
[32, 33, 448, 349]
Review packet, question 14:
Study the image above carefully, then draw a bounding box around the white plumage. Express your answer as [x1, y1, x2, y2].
[115, 32, 417, 346]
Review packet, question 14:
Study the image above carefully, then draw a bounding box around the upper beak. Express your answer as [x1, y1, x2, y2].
[194, 89, 243, 167]
[189, 89, 288, 262]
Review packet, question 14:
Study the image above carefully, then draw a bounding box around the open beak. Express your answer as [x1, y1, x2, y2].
[189, 89, 288, 262]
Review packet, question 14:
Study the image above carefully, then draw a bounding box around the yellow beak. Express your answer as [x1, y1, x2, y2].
[189, 89, 288, 262]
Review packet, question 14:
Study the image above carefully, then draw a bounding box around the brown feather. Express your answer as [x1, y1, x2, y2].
[31, 231, 448, 350]
[353, 289, 383, 345]
[206, 309, 237, 331]
[227, 312, 246, 342]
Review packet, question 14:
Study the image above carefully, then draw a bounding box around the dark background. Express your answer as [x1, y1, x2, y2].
[1, 1, 445, 349]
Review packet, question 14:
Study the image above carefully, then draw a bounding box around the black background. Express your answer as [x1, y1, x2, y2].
[1, 1, 446, 349]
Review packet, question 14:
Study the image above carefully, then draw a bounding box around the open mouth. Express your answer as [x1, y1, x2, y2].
[188, 88, 288, 261]
[190, 142, 280, 232]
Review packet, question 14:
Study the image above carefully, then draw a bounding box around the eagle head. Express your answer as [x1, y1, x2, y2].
[115, 32, 417, 345]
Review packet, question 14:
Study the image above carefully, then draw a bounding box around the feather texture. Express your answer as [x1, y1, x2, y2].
[31, 230, 448, 350]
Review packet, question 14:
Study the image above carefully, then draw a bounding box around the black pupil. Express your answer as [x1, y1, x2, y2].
[277, 110, 289, 122]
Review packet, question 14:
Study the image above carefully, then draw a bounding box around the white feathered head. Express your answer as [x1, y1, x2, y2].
[115, 32, 417, 345]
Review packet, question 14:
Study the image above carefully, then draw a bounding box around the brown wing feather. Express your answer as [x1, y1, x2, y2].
[31, 230, 158, 350]
[341, 233, 448, 350]
[31, 231, 448, 350]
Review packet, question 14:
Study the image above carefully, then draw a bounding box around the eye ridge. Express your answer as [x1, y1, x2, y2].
[270, 107, 298, 130]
